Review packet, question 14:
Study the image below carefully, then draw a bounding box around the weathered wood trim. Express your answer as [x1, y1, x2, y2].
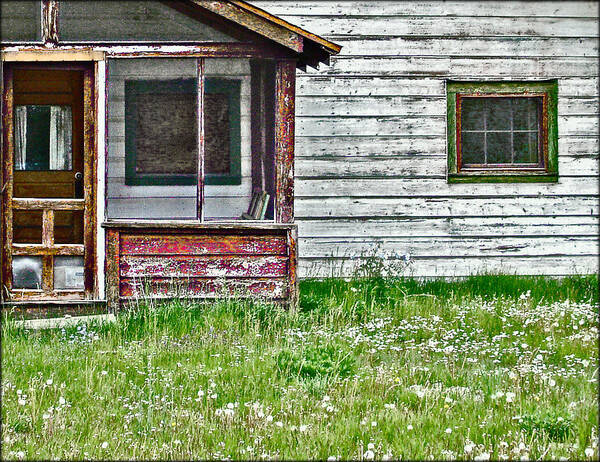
[190, 0, 304, 53]
[197, 58, 205, 220]
[83, 66, 97, 296]
[96, 59, 107, 300]
[8, 290, 88, 302]
[42, 209, 54, 247]
[287, 225, 298, 309]
[102, 220, 296, 230]
[1, 44, 291, 59]
[12, 244, 85, 256]
[1, 67, 14, 296]
[42, 0, 59, 46]
[12, 198, 85, 210]
[1, 50, 106, 62]
[275, 59, 296, 223]
[105, 229, 120, 312]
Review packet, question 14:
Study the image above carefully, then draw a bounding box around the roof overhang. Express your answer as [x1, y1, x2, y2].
[184, 0, 341, 69]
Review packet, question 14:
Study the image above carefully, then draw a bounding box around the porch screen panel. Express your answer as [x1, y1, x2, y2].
[106, 58, 198, 219]
[58, 0, 236, 42]
[203, 58, 275, 221]
[0, 1, 41, 42]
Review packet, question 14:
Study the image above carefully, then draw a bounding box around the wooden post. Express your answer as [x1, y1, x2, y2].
[287, 225, 298, 309]
[1, 67, 14, 297]
[274, 60, 296, 224]
[105, 228, 120, 312]
[42, 0, 59, 46]
[197, 58, 205, 220]
[83, 67, 96, 297]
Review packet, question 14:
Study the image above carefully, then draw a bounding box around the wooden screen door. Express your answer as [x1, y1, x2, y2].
[1, 64, 96, 302]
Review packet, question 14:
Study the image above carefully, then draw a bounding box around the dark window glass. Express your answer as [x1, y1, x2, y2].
[460, 96, 542, 167]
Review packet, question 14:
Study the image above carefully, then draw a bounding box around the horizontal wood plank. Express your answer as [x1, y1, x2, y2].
[12, 198, 85, 210]
[120, 277, 288, 298]
[12, 244, 85, 256]
[120, 234, 287, 256]
[120, 255, 288, 278]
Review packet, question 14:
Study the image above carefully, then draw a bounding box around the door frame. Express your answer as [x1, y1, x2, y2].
[1, 61, 97, 302]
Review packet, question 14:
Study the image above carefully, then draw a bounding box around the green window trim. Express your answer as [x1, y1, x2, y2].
[447, 80, 558, 184]
[205, 78, 242, 186]
[124, 78, 241, 186]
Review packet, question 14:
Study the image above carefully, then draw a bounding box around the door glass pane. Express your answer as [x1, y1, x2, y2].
[54, 211, 84, 244]
[13, 256, 42, 289]
[13, 210, 42, 244]
[14, 105, 73, 171]
[54, 256, 84, 290]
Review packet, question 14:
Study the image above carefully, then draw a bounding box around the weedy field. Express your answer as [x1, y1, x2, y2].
[1, 275, 598, 460]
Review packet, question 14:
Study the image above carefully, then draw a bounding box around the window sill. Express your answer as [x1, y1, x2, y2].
[448, 173, 558, 183]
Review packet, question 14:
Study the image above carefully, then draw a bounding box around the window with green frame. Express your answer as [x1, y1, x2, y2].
[446, 81, 558, 183]
[124, 78, 241, 186]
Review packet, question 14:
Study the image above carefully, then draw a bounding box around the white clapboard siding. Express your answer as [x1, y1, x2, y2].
[296, 156, 599, 178]
[300, 236, 598, 258]
[298, 256, 599, 279]
[295, 196, 599, 219]
[254, 2, 598, 18]
[296, 216, 600, 238]
[296, 177, 599, 198]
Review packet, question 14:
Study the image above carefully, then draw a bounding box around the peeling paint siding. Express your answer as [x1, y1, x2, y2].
[256, 1, 599, 277]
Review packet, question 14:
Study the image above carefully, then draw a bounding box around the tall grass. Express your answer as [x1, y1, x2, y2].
[1, 274, 598, 460]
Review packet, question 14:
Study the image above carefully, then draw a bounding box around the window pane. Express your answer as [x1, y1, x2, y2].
[13, 210, 42, 244]
[128, 80, 197, 176]
[0, 1, 41, 42]
[513, 98, 540, 131]
[486, 98, 512, 130]
[106, 58, 198, 219]
[59, 0, 237, 42]
[205, 89, 233, 176]
[54, 256, 84, 290]
[14, 105, 73, 171]
[13, 256, 42, 289]
[461, 132, 485, 164]
[54, 211, 84, 244]
[461, 98, 485, 130]
[487, 132, 512, 163]
[514, 132, 539, 163]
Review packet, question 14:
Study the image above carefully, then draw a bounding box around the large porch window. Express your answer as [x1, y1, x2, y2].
[106, 57, 276, 221]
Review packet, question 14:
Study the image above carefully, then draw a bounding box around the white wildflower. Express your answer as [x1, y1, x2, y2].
[585, 448, 595, 458]
[371, 421, 377, 427]
[18, 398, 26, 406]
[464, 443, 475, 454]
[364, 449, 375, 460]
[266, 415, 273, 423]
[16, 451, 25, 460]
[505, 392, 516, 403]
[101, 441, 108, 449]
[367, 443, 375, 450]
[327, 457, 337, 461]
[299, 424, 308, 432]
[275, 421, 283, 428]
[415, 390, 426, 399]
[407, 424, 413, 431]
[548, 379, 556, 387]
[445, 427, 452, 434]
[46, 379, 53, 385]
[445, 396, 453, 404]
[42, 413, 50, 420]
[101, 370, 108, 376]
[59, 396, 66, 405]
[474, 452, 491, 461]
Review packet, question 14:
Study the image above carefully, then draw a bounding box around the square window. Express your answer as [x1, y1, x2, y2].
[447, 81, 558, 183]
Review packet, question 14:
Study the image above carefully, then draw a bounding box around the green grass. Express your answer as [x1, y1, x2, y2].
[2, 275, 598, 460]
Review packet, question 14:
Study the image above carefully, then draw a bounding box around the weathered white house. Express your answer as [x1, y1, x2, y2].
[0, 1, 598, 314]
[255, 0, 599, 278]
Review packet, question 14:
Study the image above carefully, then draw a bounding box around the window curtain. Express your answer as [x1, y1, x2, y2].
[14, 106, 27, 170]
[49, 106, 72, 170]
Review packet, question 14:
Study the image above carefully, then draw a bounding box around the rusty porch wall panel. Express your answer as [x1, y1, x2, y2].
[113, 229, 292, 304]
